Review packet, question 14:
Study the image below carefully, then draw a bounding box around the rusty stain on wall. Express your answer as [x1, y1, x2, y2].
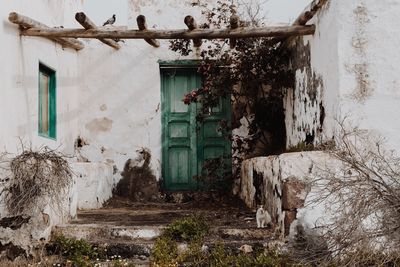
[128, 0, 156, 13]
[99, 104, 107, 111]
[349, 3, 372, 102]
[85, 117, 113, 133]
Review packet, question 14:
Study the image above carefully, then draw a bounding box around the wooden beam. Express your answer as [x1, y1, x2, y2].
[229, 15, 239, 49]
[276, 0, 329, 50]
[184, 15, 202, 47]
[293, 0, 329, 25]
[75, 12, 120, 50]
[8, 12, 84, 51]
[136, 15, 160, 48]
[21, 25, 316, 40]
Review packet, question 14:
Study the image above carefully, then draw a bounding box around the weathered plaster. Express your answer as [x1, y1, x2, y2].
[239, 151, 340, 237]
[72, 162, 114, 209]
[287, 0, 400, 153]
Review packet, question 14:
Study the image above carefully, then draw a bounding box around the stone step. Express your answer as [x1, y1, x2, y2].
[54, 223, 275, 244]
[53, 224, 164, 242]
[52, 224, 279, 260]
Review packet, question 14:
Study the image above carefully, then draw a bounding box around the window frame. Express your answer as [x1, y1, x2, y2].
[38, 62, 57, 140]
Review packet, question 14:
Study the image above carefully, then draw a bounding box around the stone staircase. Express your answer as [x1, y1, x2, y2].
[52, 202, 277, 265]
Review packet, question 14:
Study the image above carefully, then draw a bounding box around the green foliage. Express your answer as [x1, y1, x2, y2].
[163, 215, 209, 242]
[151, 235, 179, 266]
[169, 0, 290, 181]
[52, 235, 105, 266]
[151, 215, 209, 266]
[151, 215, 296, 266]
[209, 244, 293, 267]
[286, 142, 315, 153]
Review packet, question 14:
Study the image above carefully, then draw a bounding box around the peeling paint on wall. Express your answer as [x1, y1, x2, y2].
[284, 39, 325, 148]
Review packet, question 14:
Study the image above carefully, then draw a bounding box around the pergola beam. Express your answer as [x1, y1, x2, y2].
[75, 12, 120, 50]
[8, 12, 84, 51]
[136, 15, 160, 48]
[184, 15, 202, 47]
[229, 15, 240, 49]
[293, 0, 329, 26]
[20, 25, 315, 40]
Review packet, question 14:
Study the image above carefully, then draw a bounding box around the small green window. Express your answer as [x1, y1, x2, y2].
[38, 63, 56, 139]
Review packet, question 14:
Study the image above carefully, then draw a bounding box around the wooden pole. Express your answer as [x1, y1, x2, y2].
[8, 12, 84, 51]
[293, 0, 329, 26]
[21, 25, 316, 40]
[75, 12, 120, 50]
[136, 15, 160, 48]
[229, 15, 239, 49]
[184, 15, 202, 47]
[278, 0, 329, 49]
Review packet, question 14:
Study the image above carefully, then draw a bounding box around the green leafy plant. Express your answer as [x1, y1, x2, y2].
[163, 215, 209, 242]
[151, 215, 209, 266]
[52, 235, 105, 266]
[286, 142, 315, 153]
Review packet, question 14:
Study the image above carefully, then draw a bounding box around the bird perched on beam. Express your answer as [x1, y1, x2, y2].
[103, 14, 116, 26]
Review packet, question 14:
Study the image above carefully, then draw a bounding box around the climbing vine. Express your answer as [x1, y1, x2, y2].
[170, 0, 294, 184]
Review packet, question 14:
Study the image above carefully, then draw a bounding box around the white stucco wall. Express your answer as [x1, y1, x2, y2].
[336, 0, 400, 152]
[72, 162, 114, 209]
[0, 0, 82, 155]
[0, 0, 83, 220]
[287, 0, 400, 153]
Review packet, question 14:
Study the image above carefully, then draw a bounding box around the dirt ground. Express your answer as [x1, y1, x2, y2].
[73, 195, 258, 229]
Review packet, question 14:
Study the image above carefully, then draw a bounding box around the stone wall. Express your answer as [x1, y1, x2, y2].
[239, 151, 338, 237]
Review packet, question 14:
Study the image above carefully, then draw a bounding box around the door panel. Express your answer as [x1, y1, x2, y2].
[197, 96, 231, 187]
[161, 67, 231, 191]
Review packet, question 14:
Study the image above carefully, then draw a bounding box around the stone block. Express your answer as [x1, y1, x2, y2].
[284, 210, 297, 236]
[282, 176, 310, 210]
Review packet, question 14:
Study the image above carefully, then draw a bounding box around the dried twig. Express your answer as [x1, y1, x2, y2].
[292, 119, 400, 266]
[0, 145, 72, 215]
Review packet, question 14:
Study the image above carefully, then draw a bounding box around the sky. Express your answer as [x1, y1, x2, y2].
[264, 0, 312, 23]
[83, 0, 312, 26]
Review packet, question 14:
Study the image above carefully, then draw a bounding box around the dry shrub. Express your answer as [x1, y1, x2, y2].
[0, 145, 72, 215]
[295, 120, 400, 266]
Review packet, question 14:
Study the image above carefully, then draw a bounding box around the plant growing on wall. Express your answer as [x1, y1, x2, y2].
[169, 0, 293, 184]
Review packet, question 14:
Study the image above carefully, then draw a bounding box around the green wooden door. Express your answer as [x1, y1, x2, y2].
[161, 67, 231, 191]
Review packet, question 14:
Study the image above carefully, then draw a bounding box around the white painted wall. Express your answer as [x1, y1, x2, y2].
[287, 0, 400, 153]
[73, 162, 114, 209]
[336, 0, 400, 152]
[0, 0, 83, 219]
[0, 0, 82, 154]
